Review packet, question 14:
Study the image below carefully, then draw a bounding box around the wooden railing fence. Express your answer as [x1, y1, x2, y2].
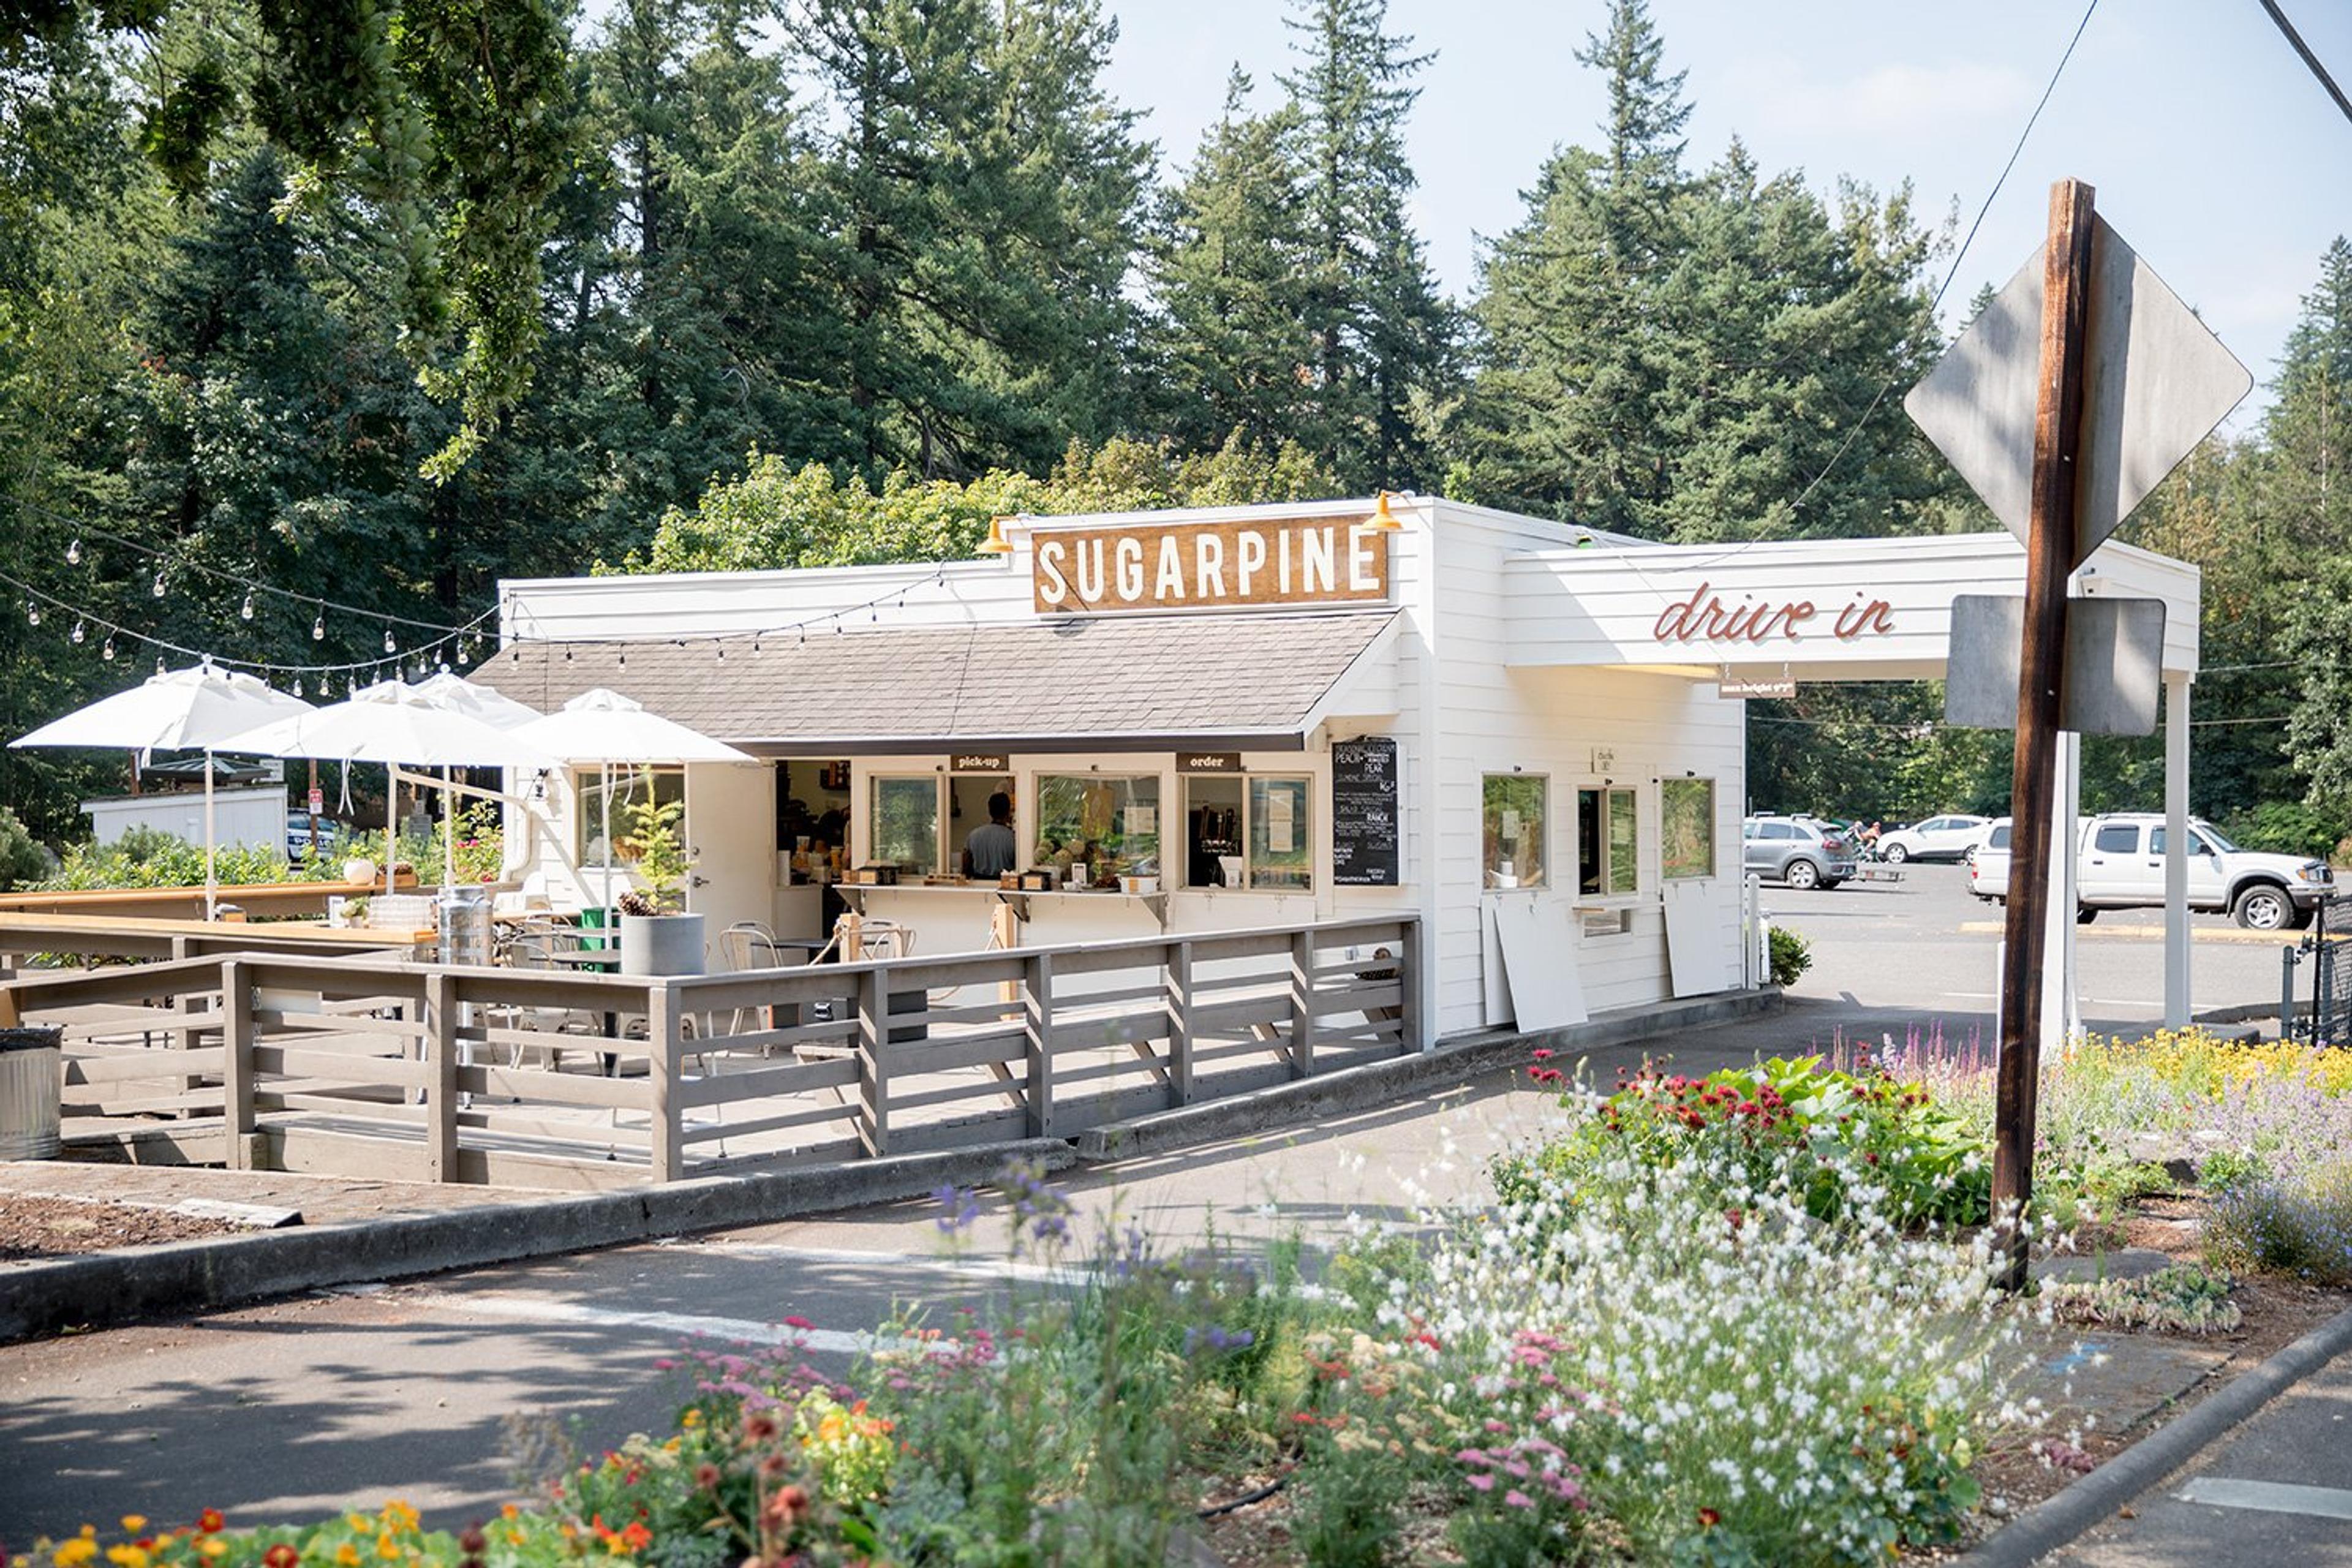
[0, 916, 1418, 1189]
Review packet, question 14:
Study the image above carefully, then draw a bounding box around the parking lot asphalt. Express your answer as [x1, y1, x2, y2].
[1760, 862, 2291, 1045]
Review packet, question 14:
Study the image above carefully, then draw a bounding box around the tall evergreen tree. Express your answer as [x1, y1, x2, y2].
[1279, 0, 1453, 489]
[1145, 69, 1314, 452]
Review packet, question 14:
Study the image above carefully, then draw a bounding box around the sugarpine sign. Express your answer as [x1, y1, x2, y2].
[1033, 517, 1392, 614]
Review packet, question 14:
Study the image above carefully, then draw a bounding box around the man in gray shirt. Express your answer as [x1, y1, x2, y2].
[962, 791, 1017, 878]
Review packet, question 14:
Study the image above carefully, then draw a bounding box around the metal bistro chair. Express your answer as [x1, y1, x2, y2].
[497, 935, 603, 1075]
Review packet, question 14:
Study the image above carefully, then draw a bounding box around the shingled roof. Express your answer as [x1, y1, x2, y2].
[471, 609, 1398, 754]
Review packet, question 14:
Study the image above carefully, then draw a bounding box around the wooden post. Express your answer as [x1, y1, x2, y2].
[424, 971, 458, 1182]
[855, 966, 889, 1157]
[1288, 930, 1317, 1079]
[1398, 920, 1423, 1055]
[649, 981, 684, 1182]
[1165, 940, 1195, 1107]
[1022, 951, 1055, 1137]
[1994, 177, 2096, 1291]
[221, 959, 255, 1170]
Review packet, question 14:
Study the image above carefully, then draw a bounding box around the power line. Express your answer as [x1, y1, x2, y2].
[2257, 0, 2352, 128]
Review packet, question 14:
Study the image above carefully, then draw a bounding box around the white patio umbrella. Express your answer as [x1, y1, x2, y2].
[10, 663, 315, 918]
[510, 688, 752, 911]
[216, 681, 556, 892]
[408, 670, 545, 731]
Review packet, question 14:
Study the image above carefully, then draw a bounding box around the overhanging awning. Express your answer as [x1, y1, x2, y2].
[472, 609, 1399, 755]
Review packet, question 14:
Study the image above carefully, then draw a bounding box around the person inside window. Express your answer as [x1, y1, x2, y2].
[962, 791, 1017, 878]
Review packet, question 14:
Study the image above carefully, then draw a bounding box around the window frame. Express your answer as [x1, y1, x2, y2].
[1578, 784, 1641, 898]
[575, 764, 684, 868]
[1482, 772, 1550, 892]
[867, 772, 946, 878]
[1032, 771, 1164, 886]
[1659, 776, 1716, 881]
[1180, 772, 1317, 893]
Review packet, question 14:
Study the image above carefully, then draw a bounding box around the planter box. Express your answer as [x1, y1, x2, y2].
[619, 912, 706, 977]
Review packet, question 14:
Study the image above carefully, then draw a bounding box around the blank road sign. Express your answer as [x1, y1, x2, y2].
[1905, 217, 2252, 565]
[1944, 594, 2167, 736]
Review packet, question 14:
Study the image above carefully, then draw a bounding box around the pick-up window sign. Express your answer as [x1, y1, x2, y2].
[951, 754, 1009, 772]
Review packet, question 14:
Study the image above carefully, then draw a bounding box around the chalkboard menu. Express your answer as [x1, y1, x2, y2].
[1330, 736, 1400, 886]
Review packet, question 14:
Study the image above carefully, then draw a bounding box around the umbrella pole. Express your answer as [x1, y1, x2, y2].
[601, 762, 613, 916]
[386, 770, 397, 896]
[444, 765, 456, 889]
[203, 750, 217, 921]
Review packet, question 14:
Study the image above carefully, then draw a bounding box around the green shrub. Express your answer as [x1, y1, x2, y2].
[2040, 1264, 2242, 1334]
[0, 805, 48, 890]
[1768, 924, 1812, 987]
[2205, 1168, 2352, 1286]
[2219, 801, 2343, 863]
[1500, 1054, 1993, 1227]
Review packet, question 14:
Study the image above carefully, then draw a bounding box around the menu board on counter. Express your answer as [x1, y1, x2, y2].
[1330, 736, 1400, 886]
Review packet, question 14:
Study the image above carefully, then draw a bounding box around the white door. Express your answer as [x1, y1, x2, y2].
[684, 761, 777, 966]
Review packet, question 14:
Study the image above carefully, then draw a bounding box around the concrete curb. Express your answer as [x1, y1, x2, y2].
[1961, 1298, 2352, 1566]
[0, 1139, 1071, 1344]
[1074, 987, 1783, 1161]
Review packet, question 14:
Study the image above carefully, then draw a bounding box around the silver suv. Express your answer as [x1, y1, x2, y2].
[1743, 815, 1858, 891]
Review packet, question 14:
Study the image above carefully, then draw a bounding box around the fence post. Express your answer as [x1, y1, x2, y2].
[220, 959, 254, 1170]
[1397, 919, 1422, 1055]
[856, 967, 890, 1158]
[1023, 951, 1056, 1137]
[649, 981, 684, 1182]
[1288, 930, 1316, 1079]
[1165, 940, 1195, 1106]
[424, 971, 458, 1182]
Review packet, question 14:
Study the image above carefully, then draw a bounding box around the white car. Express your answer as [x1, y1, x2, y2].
[1875, 813, 1991, 865]
[1969, 813, 2332, 930]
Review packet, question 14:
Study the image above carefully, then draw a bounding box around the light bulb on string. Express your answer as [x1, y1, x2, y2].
[383, 628, 396, 655]
[154, 655, 166, 676]
[312, 610, 325, 641]
[240, 592, 254, 621]
[70, 617, 85, 644]
[101, 633, 116, 661]
[151, 569, 166, 598]
[23, 598, 37, 627]
[293, 676, 304, 698]
[65, 538, 81, 565]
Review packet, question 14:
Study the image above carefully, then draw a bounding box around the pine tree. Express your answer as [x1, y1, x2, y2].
[1145, 69, 1314, 452]
[1278, 0, 1453, 489]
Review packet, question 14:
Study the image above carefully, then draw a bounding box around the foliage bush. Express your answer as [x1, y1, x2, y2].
[2040, 1264, 2243, 1335]
[0, 804, 50, 890]
[1768, 923, 1812, 987]
[28, 811, 502, 895]
[1501, 1054, 1993, 1227]
[2218, 799, 2345, 863]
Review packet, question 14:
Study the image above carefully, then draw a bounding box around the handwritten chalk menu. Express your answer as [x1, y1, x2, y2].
[1330, 736, 1400, 886]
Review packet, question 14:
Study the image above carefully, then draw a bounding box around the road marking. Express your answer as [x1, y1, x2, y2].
[1957, 921, 2292, 945]
[337, 1285, 913, 1356]
[2176, 1477, 2352, 1521]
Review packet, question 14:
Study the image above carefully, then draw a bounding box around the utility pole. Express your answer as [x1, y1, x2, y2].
[1992, 178, 2095, 1291]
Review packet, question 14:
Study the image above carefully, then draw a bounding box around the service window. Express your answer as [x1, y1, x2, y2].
[1482, 774, 1548, 890]
[870, 775, 944, 876]
[578, 764, 683, 865]
[1035, 773, 1161, 885]
[949, 771, 1017, 876]
[2092, 823, 2141, 854]
[1578, 786, 1640, 895]
[1660, 777, 1716, 880]
[1182, 774, 1314, 891]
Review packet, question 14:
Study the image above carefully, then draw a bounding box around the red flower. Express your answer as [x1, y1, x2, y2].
[196, 1510, 225, 1536]
[264, 1547, 299, 1568]
[1698, 1507, 1722, 1528]
[1531, 1048, 1553, 1061]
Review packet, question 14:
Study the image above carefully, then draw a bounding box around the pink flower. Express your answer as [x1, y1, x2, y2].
[1465, 1473, 1495, 1492]
[782, 1316, 813, 1330]
[1504, 1489, 1534, 1509]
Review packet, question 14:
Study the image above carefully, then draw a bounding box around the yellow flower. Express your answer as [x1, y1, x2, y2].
[53, 1542, 98, 1568]
[197, 1542, 226, 1561]
[103, 1549, 147, 1568]
[344, 1519, 369, 1537]
[334, 1547, 360, 1567]
[374, 1535, 401, 1561]
[377, 1504, 418, 1535]
[679, 1409, 702, 1428]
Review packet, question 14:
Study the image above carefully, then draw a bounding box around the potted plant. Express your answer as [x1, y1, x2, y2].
[341, 895, 371, 929]
[616, 791, 704, 976]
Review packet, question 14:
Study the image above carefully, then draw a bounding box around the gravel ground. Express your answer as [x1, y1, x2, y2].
[0, 1192, 242, 1263]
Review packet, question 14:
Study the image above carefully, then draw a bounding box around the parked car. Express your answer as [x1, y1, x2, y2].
[285, 809, 327, 861]
[1743, 815, 1859, 891]
[1875, 813, 1992, 865]
[1969, 813, 2332, 930]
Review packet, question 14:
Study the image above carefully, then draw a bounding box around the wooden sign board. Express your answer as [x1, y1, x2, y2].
[1034, 516, 1392, 614]
[950, 753, 1009, 773]
[1178, 751, 1240, 773]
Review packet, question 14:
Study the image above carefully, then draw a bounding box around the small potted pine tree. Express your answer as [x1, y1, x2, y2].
[616, 791, 705, 976]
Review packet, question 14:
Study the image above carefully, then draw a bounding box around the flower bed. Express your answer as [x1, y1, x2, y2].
[20, 1029, 2349, 1567]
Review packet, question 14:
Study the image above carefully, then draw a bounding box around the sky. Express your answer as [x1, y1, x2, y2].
[1098, 0, 2352, 433]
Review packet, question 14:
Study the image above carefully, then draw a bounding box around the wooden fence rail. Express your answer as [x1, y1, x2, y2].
[0, 916, 1419, 1189]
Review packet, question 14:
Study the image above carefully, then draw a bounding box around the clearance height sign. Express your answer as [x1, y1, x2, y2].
[1033, 516, 1392, 614]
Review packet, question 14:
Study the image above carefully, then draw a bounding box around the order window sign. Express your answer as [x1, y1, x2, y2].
[1033, 516, 1391, 614]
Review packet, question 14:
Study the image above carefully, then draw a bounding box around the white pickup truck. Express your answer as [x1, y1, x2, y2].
[1969, 812, 2333, 931]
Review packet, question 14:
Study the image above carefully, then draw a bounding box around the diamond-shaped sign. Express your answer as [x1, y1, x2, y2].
[1905, 216, 2252, 566]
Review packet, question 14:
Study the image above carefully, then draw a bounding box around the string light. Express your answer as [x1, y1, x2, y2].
[154, 655, 166, 676]
[240, 592, 254, 621]
[383, 628, 397, 655]
[70, 617, 85, 644]
[65, 538, 81, 565]
[293, 676, 304, 698]
[151, 569, 167, 598]
[23, 598, 37, 626]
[101, 633, 116, 661]
[312, 610, 325, 641]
